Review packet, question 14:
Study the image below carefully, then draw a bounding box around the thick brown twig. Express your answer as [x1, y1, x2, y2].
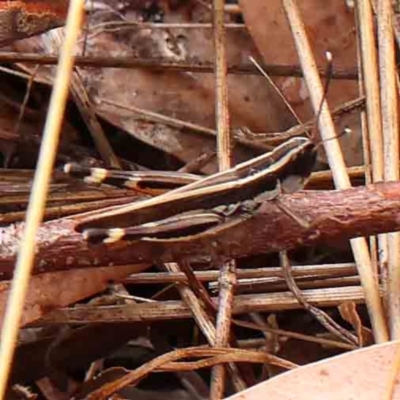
[1, 182, 400, 275]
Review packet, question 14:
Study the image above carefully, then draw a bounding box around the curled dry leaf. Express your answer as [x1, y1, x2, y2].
[227, 341, 400, 400]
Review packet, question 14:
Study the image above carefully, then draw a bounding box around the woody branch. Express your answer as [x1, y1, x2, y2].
[0, 181, 398, 276]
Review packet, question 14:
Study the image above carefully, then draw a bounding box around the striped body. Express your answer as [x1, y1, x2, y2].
[66, 137, 316, 242]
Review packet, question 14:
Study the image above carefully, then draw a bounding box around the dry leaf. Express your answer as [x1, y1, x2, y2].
[240, 0, 363, 166]
[12, 1, 301, 171]
[227, 341, 400, 400]
[339, 301, 373, 346]
[0, 263, 149, 327]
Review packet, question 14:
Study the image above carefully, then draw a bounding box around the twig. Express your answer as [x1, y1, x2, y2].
[240, 96, 365, 145]
[15, 66, 38, 140]
[279, 252, 358, 346]
[39, 286, 368, 325]
[282, 0, 388, 343]
[124, 263, 357, 285]
[0, 1, 85, 397]
[211, 0, 236, 396]
[178, 150, 217, 173]
[163, 263, 216, 340]
[163, 263, 246, 392]
[88, 21, 246, 35]
[354, 2, 373, 199]
[355, 0, 388, 333]
[217, 275, 360, 295]
[233, 319, 356, 350]
[355, 0, 384, 182]
[2, 182, 400, 274]
[178, 261, 217, 315]
[85, 347, 296, 400]
[45, 30, 121, 169]
[3, 53, 360, 79]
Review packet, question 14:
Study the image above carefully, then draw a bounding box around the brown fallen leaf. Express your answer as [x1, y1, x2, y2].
[240, 0, 357, 116]
[240, 0, 363, 166]
[13, 1, 298, 172]
[226, 340, 400, 399]
[0, 263, 149, 328]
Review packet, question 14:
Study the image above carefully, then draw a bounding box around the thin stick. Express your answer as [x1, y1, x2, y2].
[213, 0, 231, 170]
[0, 1, 85, 397]
[377, 0, 400, 339]
[89, 21, 246, 33]
[280, 252, 358, 346]
[233, 319, 356, 350]
[355, 0, 388, 327]
[87, 347, 294, 399]
[282, 0, 388, 343]
[47, 31, 121, 168]
[101, 96, 272, 151]
[355, 0, 384, 182]
[210, 0, 236, 397]
[354, 7, 379, 303]
[249, 56, 302, 127]
[40, 286, 368, 325]
[0, 52, 360, 79]
[164, 263, 246, 392]
[101, 97, 217, 137]
[125, 263, 357, 284]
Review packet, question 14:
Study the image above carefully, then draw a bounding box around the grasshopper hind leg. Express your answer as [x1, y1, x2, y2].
[82, 210, 226, 244]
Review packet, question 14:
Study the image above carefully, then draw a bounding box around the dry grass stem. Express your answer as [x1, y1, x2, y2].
[125, 263, 357, 285]
[377, 0, 400, 339]
[282, 0, 388, 343]
[41, 286, 367, 325]
[0, 1, 85, 396]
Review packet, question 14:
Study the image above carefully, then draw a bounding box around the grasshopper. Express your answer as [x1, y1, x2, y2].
[65, 136, 316, 243]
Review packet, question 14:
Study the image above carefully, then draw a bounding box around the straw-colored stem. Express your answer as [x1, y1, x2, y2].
[282, 0, 388, 343]
[355, 0, 384, 181]
[0, 1, 85, 397]
[355, 0, 389, 334]
[377, 0, 400, 339]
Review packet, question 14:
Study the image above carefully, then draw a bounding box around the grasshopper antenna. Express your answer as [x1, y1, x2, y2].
[313, 51, 351, 146]
[312, 51, 333, 140]
[249, 55, 303, 128]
